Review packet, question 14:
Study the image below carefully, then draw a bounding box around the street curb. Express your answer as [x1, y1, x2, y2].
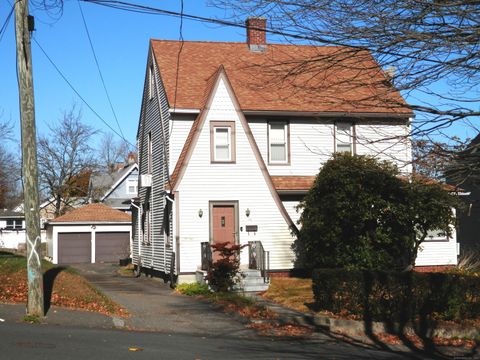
[253, 297, 480, 340]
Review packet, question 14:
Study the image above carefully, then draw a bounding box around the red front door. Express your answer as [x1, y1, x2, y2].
[212, 205, 236, 262]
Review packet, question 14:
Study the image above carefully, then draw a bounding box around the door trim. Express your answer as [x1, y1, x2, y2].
[209, 201, 239, 245]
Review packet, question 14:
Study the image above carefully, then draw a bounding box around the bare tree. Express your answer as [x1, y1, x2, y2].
[212, 0, 479, 135]
[98, 132, 134, 174]
[37, 107, 98, 216]
[0, 119, 22, 209]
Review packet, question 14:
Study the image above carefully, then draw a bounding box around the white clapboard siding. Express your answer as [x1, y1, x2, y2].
[249, 119, 334, 176]
[282, 200, 302, 229]
[355, 122, 412, 173]
[169, 114, 195, 173]
[177, 78, 295, 272]
[415, 239, 459, 266]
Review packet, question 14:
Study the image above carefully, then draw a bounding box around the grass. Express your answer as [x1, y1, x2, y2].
[0, 250, 127, 317]
[262, 277, 314, 313]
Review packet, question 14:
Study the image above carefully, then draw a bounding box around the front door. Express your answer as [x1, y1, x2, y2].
[212, 205, 236, 262]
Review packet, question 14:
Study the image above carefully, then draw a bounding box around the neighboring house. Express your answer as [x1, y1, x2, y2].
[89, 154, 138, 213]
[133, 17, 457, 283]
[448, 133, 480, 254]
[45, 203, 132, 264]
[0, 210, 26, 249]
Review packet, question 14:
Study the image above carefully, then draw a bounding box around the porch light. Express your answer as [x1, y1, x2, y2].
[198, 209, 203, 218]
[245, 208, 251, 217]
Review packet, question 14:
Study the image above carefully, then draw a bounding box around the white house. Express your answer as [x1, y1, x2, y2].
[133, 17, 457, 284]
[0, 210, 26, 250]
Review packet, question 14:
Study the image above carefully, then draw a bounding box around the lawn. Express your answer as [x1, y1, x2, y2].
[0, 251, 126, 317]
[261, 277, 314, 313]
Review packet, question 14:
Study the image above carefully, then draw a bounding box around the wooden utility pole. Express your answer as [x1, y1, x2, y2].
[14, 0, 44, 316]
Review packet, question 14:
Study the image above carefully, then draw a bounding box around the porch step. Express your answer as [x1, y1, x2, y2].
[238, 269, 269, 293]
[194, 268, 269, 293]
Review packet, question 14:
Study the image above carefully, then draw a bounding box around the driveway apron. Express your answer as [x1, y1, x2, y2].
[73, 263, 256, 337]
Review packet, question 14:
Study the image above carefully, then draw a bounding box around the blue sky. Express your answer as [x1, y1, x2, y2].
[0, 0, 477, 149]
[0, 0, 254, 147]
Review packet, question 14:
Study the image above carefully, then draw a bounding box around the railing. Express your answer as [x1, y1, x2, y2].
[248, 241, 270, 283]
[200, 242, 212, 271]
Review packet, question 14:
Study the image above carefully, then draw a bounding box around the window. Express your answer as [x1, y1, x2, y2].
[210, 122, 235, 163]
[142, 202, 151, 245]
[147, 132, 152, 174]
[126, 179, 138, 195]
[268, 122, 289, 164]
[6, 219, 22, 230]
[335, 122, 353, 154]
[148, 64, 154, 100]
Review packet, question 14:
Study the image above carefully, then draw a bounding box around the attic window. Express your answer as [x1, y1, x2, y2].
[148, 64, 154, 100]
[127, 179, 138, 195]
[335, 122, 354, 154]
[210, 121, 236, 163]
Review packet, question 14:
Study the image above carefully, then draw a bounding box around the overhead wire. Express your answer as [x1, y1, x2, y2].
[80, 0, 477, 71]
[32, 36, 136, 148]
[77, 0, 126, 140]
[0, 2, 15, 43]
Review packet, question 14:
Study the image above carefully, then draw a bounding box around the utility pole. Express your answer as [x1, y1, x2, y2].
[14, 0, 44, 317]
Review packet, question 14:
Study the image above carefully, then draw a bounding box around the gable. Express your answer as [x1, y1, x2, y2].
[172, 67, 295, 230]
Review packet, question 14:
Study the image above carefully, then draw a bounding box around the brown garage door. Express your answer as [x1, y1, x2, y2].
[58, 232, 91, 264]
[95, 232, 130, 263]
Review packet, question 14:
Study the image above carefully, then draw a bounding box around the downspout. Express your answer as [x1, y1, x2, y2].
[165, 193, 175, 275]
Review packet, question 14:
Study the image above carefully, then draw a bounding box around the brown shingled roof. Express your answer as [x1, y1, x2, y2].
[151, 40, 412, 115]
[271, 176, 316, 191]
[50, 203, 131, 223]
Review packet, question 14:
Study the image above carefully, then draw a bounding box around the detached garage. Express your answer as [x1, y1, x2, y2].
[46, 203, 132, 264]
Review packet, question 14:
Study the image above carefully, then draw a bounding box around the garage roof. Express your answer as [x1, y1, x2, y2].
[50, 203, 131, 223]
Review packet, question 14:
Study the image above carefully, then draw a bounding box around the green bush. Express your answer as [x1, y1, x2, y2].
[294, 153, 457, 271]
[176, 282, 211, 296]
[312, 269, 480, 323]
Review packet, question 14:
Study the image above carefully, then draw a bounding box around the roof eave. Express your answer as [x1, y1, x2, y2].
[243, 110, 414, 119]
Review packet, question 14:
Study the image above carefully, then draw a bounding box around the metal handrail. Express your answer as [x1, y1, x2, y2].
[248, 241, 270, 283]
[200, 242, 212, 271]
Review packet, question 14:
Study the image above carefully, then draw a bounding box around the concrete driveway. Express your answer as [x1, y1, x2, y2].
[72, 263, 256, 337]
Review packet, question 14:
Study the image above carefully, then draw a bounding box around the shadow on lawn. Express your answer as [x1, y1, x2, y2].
[43, 266, 67, 315]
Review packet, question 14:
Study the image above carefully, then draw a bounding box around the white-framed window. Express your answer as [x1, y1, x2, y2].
[126, 179, 138, 195]
[147, 132, 152, 174]
[6, 219, 22, 230]
[210, 122, 235, 163]
[268, 122, 288, 164]
[335, 122, 353, 154]
[148, 64, 154, 100]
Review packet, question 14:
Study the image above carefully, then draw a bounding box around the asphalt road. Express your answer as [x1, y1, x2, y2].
[0, 322, 424, 360]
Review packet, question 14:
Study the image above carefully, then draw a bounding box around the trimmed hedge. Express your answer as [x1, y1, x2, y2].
[312, 269, 480, 323]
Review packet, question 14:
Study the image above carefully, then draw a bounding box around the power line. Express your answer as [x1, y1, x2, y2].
[80, 0, 477, 71]
[77, 0, 126, 140]
[0, 2, 15, 43]
[32, 36, 136, 148]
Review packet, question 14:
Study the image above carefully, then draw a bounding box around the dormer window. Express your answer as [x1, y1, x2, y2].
[268, 122, 289, 164]
[335, 122, 354, 154]
[211, 121, 236, 163]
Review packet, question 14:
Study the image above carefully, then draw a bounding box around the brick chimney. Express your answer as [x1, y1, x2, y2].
[246, 17, 267, 52]
[127, 152, 136, 165]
